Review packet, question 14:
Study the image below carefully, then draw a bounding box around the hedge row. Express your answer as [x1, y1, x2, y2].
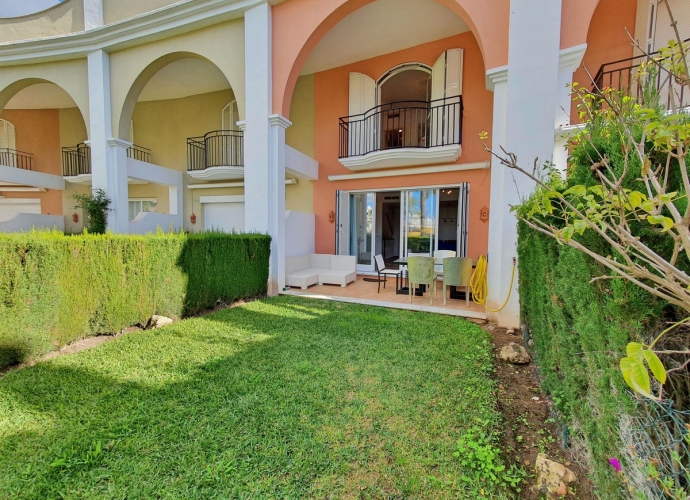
[518, 223, 664, 498]
[0, 231, 271, 368]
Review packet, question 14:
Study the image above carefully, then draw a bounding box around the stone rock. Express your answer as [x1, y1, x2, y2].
[149, 315, 174, 329]
[486, 325, 496, 332]
[506, 328, 515, 335]
[499, 342, 531, 364]
[533, 453, 577, 498]
[528, 339, 535, 347]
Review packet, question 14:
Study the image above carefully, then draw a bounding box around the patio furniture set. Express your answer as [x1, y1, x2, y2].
[284, 251, 473, 307]
[374, 252, 474, 306]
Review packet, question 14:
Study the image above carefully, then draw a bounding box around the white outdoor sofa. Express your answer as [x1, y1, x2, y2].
[286, 254, 357, 289]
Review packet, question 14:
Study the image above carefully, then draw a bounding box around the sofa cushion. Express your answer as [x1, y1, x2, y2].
[329, 255, 357, 271]
[319, 269, 357, 285]
[309, 254, 331, 269]
[286, 255, 310, 275]
[286, 268, 320, 288]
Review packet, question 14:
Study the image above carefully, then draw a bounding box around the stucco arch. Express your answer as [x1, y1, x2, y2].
[0, 59, 90, 135]
[560, 0, 602, 50]
[110, 20, 245, 140]
[272, 0, 510, 118]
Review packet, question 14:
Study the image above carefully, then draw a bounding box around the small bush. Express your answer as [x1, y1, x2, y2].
[0, 230, 271, 368]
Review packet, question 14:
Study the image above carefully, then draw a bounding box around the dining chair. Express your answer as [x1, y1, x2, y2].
[408, 256, 436, 305]
[442, 257, 473, 306]
[374, 254, 402, 293]
[434, 250, 457, 277]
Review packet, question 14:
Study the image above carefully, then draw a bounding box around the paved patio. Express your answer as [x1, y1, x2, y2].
[283, 274, 487, 320]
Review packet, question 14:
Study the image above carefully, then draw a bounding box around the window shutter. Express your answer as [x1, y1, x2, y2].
[431, 53, 446, 102]
[336, 190, 351, 256]
[457, 183, 470, 258]
[445, 48, 463, 97]
[348, 73, 376, 155]
[7, 121, 15, 151]
[0, 119, 14, 150]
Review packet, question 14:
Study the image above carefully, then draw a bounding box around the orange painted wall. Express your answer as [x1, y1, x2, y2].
[570, 0, 637, 120]
[311, 32, 492, 260]
[0, 109, 63, 215]
[272, 0, 509, 117]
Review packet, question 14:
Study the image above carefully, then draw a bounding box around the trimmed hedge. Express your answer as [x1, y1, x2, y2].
[0, 231, 271, 368]
[518, 223, 664, 498]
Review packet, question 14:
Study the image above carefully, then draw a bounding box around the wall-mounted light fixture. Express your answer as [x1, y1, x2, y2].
[72, 213, 79, 224]
[479, 206, 489, 223]
[190, 213, 197, 225]
[328, 210, 335, 224]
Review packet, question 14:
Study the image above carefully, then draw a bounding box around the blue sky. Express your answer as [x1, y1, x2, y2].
[0, 0, 64, 18]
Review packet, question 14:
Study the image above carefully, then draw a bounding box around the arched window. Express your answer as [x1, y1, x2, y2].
[347, 50, 463, 155]
[0, 119, 16, 151]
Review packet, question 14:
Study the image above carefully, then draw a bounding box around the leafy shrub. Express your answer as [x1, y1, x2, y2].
[0, 230, 271, 368]
[518, 223, 663, 497]
[73, 189, 111, 234]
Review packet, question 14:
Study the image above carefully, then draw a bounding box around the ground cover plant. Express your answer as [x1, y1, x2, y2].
[0, 296, 519, 499]
[0, 231, 270, 368]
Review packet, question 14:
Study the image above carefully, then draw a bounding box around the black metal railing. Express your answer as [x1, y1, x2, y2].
[62, 143, 91, 176]
[187, 130, 244, 171]
[593, 38, 690, 109]
[339, 96, 463, 159]
[0, 148, 33, 170]
[127, 144, 152, 163]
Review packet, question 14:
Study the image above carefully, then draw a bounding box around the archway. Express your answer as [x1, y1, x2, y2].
[273, 0, 510, 119]
[0, 79, 89, 232]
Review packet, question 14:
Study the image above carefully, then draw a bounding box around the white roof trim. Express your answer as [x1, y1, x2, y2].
[0, 0, 263, 67]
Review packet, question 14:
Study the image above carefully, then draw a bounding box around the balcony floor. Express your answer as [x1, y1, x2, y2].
[282, 274, 487, 320]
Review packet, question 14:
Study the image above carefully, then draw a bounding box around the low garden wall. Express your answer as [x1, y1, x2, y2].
[518, 222, 666, 498]
[0, 231, 271, 368]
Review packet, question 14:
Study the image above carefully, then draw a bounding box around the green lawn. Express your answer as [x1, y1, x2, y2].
[0, 296, 514, 499]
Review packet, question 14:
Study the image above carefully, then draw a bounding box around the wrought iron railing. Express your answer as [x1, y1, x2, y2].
[62, 143, 91, 176]
[593, 38, 690, 109]
[187, 130, 244, 171]
[0, 148, 33, 170]
[127, 144, 152, 163]
[339, 96, 463, 159]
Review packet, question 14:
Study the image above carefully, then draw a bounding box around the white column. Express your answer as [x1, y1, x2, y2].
[486, 0, 562, 327]
[88, 50, 129, 233]
[244, 2, 289, 294]
[553, 44, 588, 173]
[83, 0, 104, 30]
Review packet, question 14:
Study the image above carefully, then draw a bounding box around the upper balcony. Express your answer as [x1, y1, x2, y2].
[187, 130, 244, 181]
[0, 148, 33, 171]
[338, 96, 463, 171]
[62, 142, 152, 183]
[593, 37, 690, 109]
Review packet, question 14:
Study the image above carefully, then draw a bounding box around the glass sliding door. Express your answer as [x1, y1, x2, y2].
[349, 192, 376, 271]
[401, 189, 437, 257]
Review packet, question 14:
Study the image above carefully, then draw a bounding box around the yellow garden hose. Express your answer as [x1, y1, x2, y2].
[469, 255, 516, 312]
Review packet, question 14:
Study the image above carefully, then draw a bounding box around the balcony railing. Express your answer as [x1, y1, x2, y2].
[62, 143, 151, 177]
[593, 38, 690, 109]
[0, 148, 33, 170]
[187, 130, 244, 171]
[62, 143, 91, 176]
[127, 144, 151, 163]
[339, 96, 463, 159]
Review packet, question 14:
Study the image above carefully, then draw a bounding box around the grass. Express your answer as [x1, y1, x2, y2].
[0, 296, 510, 499]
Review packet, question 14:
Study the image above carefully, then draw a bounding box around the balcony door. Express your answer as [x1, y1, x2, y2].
[335, 191, 376, 272]
[221, 101, 240, 166]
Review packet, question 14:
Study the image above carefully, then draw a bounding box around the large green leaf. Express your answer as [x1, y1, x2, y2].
[629, 358, 652, 395]
[643, 350, 667, 384]
[626, 342, 645, 361]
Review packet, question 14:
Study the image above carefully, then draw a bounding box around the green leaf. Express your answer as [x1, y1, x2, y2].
[588, 185, 603, 196]
[573, 219, 588, 235]
[640, 200, 656, 213]
[627, 191, 646, 208]
[564, 185, 586, 197]
[629, 357, 652, 395]
[659, 192, 678, 204]
[643, 350, 667, 384]
[542, 196, 553, 214]
[560, 226, 575, 243]
[627, 342, 645, 361]
[620, 357, 634, 389]
[648, 215, 675, 232]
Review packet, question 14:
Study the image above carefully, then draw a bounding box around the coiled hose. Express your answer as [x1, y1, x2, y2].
[469, 255, 516, 312]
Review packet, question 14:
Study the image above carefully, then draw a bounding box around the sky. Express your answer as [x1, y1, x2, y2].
[0, 0, 63, 18]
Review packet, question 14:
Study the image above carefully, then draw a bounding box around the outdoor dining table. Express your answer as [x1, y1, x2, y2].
[392, 257, 475, 300]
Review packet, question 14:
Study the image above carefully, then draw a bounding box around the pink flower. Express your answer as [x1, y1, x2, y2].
[609, 458, 622, 472]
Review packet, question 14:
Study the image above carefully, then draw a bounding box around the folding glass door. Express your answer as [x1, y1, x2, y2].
[349, 192, 376, 272]
[401, 189, 437, 257]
